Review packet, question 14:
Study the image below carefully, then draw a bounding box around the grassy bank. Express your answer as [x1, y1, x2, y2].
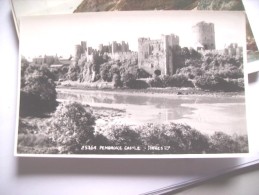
[57, 80, 245, 97]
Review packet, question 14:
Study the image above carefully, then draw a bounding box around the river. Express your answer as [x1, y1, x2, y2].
[57, 88, 247, 135]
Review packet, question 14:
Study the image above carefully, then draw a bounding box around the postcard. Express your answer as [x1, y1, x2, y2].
[16, 11, 249, 158]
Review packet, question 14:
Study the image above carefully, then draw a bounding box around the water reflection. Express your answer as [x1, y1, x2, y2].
[57, 89, 247, 135]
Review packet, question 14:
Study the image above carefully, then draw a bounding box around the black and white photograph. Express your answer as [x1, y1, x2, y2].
[16, 11, 249, 157]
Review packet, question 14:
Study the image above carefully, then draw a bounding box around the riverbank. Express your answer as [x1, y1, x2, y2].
[18, 113, 249, 155]
[57, 81, 245, 98]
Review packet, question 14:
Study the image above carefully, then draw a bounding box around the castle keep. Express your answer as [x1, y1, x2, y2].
[138, 34, 179, 76]
[192, 21, 215, 50]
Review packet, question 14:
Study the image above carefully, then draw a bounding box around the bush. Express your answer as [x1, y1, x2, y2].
[112, 74, 122, 88]
[20, 63, 57, 116]
[208, 132, 248, 153]
[106, 125, 143, 146]
[140, 123, 209, 154]
[67, 65, 80, 81]
[147, 76, 164, 88]
[121, 71, 138, 88]
[233, 134, 249, 153]
[17, 146, 59, 154]
[100, 63, 112, 82]
[215, 67, 243, 79]
[224, 78, 244, 91]
[137, 68, 151, 78]
[47, 102, 95, 153]
[18, 133, 53, 148]
[195, 75, 244, 92]
[177, 66, 204, 79]
[92, 133, 111, 146]
[161, 74, 194, 88]
[195, 75, 227, 91]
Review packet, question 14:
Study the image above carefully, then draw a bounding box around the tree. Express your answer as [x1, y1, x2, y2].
[140, 123, 209, 154]
[67, 65, 80, 81]
[189, 48, 202, 59]
[209, 132, 237, 153]
[100, 63, 112, 82]
[20, 63, 57, 116]
[161, 74, 194, 88]
[112, 73, 122, 88]
[47, 102, 95, 153]
[136, 68, 151, 78]
[181, 47, 190, 59]
[106, 125, 142, 146]
[121, 71, 137, 88]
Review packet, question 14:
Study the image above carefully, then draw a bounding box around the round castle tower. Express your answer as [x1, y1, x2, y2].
[192, 21, 215, 50]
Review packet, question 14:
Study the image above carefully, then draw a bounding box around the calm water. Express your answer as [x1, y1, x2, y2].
[57, 89, 247, 135]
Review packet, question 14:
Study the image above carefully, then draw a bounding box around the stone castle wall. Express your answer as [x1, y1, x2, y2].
[224, 43, 243, 56]
[138, 34, 179, 76]
[73, 41, 131, 65]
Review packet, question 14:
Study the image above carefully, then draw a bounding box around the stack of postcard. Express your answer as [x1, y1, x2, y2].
[12, 0, 259, 194]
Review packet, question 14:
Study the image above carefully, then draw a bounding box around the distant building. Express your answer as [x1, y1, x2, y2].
[111, 41, 130, 54]
[74, 41, 87, 61]
[192, 21, 215, 50]
[224, 43, 243, 56]
[32, 55, 60, 66]
[138, 34, 179, 76]
[72, 40, 131, 65]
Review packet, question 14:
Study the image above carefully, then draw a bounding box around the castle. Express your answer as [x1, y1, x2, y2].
[224, 43, 243, 56]
[32, 21, 221, 78]
[137, 21, 216, 76]
[73, 40, 130, 64]
[138, 34, 179, 76]
[192, 21, 215, 50]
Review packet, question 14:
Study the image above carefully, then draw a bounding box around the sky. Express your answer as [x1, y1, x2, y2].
[20, 11, 246, 59]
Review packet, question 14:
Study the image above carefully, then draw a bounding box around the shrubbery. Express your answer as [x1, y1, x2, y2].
[106, 125, 143, 146]
[137, 68, 151, 78]
[174, 52, 244, 91]
[148, 76, 164, 88]
[208, 132, 248, 153]
[47, 102, 96, 153]
[195, 75, 244, 92]
[18, 104, 248, 154]
[161, 74, 194, 88]
[67, 65, 80, 81]
[195, 75, 226, 91]
[100, 63, 113, 82]
[20, 63, 57, 116]
[98, 123, 248, 154]
[148, 74, 194, 88]
[121, 71, 137, 88]
[139, 123, 209, 154]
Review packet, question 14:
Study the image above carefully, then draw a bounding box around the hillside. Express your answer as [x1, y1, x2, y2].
[74, 0, 244, 12]
[197, 0, 244, 10]
[74, 0, 198, 12]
